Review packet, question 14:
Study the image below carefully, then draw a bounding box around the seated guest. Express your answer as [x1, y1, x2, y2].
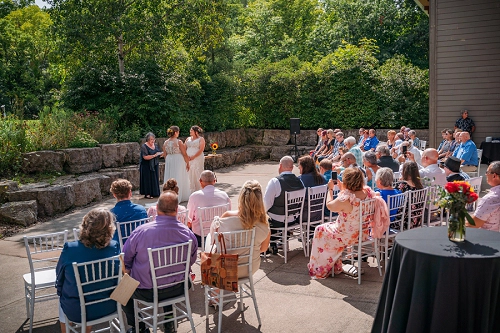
[298, 155, 327, 221]
[56, 209, 120, 333]
[308, 168, 378, 279]
[264, 156, 304, 254]
[110, 179, 148, 244]
[467, 161, 500, 231]
[363, 151, 380, 190]
[375, 168, 401, 220]
[206, 180, 271, 278]
[310, 128, 324, 156]
[391, 132, 405, 156]
[123, 192, 198, 333]
[343, 136, 363, 167]
[408, 130, 420, 149]
[357, 129, 369, 148]
[445, 129, 461, 158]
[386, 130, 397, 149]
[361, 129, 379, 152]
[438, 129, 454, 160]
[316, 129, 335, 162]
[187, 170, 231, 247]
[337, 152, 366, 182]
[326, 132, 345, 161]
[397, 141, 421, 166]
[394, 161, 424, 229]
[452, 131, 478, 172]
[444, 156, 465, 182]
[376, 145, 399, 172]
[147, 178, 187, 218]
[357, 128, 366, 146]
[406, 148, 446, 186]
[319, 159, 333, 182]
[404, 127, 411, 141]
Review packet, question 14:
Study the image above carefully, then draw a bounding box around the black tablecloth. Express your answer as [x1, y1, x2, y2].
[480, 142, 500, 164]
[372, 228, 500, 333]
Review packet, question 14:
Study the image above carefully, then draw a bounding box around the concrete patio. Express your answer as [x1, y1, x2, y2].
[6, 159, 484, 333]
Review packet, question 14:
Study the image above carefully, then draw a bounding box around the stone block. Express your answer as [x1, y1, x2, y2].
[63, 147, 102, 174]
[123, 142, 141, 165]
[246, 129, 264, 145]
[204, 132, 227, 150]
[72, 176, 103, 206]
[21, 151, 65, 174]
[9, 185, 75, 217]
[262, 130, 290, 146]
[0, 181, 18, 203]
[0, 200, 37, 226]
[270, 146, 294, 161]
[295, 130, 318, 146]
[249, 146, 272, 160]
[100, 143, 128, 168]
[98, 171, 124, 195]
[225, 129, 247, 147]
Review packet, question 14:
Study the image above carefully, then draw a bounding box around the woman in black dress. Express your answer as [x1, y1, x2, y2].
[394, 161, 424, 230]
[139, 132, 163, 198]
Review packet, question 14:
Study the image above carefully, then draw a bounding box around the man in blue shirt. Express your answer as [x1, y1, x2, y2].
[362, 129, 379, 152]
[110, 179, 148, 244]
[452, 132, 478, 172]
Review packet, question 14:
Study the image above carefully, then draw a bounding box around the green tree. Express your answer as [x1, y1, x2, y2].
[0, 5, 54, 118]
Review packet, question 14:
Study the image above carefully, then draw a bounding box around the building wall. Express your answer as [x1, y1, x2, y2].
[429, 0, 500, 147]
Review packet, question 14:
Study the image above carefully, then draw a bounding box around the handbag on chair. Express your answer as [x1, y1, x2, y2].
[200, 231, 239, 292]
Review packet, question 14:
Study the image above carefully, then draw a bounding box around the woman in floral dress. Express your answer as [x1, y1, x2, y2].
[308, 167, 376, 279]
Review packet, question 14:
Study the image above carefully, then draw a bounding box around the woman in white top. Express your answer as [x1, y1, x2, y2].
[185, 125, 206, 193]
[163, 126, 191, 202]
[206, 180, 271, 278]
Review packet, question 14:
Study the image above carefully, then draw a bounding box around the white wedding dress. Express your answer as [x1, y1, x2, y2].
[186, 137, 205, 193]
[163, 139, 191, 202]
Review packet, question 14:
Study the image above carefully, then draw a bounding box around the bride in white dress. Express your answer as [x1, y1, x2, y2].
[185, 125, 206, 193]
[163, 126, 191, 202]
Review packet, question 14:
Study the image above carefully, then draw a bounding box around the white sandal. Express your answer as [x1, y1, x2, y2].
[342, 264, 364, 277]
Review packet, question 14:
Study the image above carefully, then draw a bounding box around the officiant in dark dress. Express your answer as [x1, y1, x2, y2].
[139, 132, 163, 198]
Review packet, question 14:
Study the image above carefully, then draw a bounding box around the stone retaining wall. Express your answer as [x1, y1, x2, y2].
[2, 128, 429, 226]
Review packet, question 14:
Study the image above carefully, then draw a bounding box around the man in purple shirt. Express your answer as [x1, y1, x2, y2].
[122, 191, 198, 333]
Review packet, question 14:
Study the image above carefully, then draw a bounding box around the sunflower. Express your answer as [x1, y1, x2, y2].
[210, 142, 219, 150]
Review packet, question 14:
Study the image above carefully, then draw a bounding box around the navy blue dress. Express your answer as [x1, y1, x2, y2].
[139, 143, 161, 197]
[56, 240, 120, 323]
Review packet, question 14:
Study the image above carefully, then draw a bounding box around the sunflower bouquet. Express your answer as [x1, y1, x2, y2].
[210, 142, 219, 155]
[437, 181, 479, 241]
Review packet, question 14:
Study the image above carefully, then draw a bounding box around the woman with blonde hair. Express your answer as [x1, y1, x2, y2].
[56, 209, 120, 333]
[207, 180, 271, 277]
[386, 130, 397, 149]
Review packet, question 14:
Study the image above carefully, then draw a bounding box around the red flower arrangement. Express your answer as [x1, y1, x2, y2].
[438, 180, 479, 241]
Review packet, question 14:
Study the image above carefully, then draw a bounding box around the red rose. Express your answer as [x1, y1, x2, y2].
[445, 182, 460, 193]
[467, 192, 479, 203]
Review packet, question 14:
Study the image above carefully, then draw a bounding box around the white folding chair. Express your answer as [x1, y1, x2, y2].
[204, 229, 261, 333]
[23, 230, 68, 333]
[64, 255, 125, 333]
[177, 209, 190, 227]
[134, 241, 196, 333]
[467, 176, 483, 211]
[72, 228, 80, 241]
[116, 217, 152, 249]
[392, 172, 401, 188]
[325, 186, 340, 222]
[197, 203, 230, 250]
[406, 188, 429, 230]
[464, 149, 482, 178]
[419, 140, 427, 151]
[269, 188, 306, 263]
[382, 192, 408, 269]
[426, 186, 445, 227]
[302, 185, 327, 257]
[340, 198, 382, 284]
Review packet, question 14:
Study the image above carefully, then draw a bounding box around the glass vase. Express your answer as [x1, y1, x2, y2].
[448, 208, 466, 242]
[211, 149, 217, 155]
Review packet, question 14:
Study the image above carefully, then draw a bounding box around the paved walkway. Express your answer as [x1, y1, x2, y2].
[6, 160, 487, 332]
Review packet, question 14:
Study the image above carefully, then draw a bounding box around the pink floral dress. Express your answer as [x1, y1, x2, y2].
[307, 187, 375, 279]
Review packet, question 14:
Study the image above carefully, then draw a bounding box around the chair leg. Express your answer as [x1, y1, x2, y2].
[204, 286, 210, 320]
[283, 232, 288, 264]
[239, 287, 244, 312]
[249, 281, 261, 327]
[29, 289, 35, 333]
[218, 291, 224, 333]
[374, 240, 382, 277]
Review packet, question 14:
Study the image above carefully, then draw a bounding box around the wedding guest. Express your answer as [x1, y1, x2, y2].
[56, 209, 120, 333]
[454, 109, 475, 136]
[376, 145, 399, 172]
[394, 161, 424, 229]
[147, 178, 188, 218]
[467, 161, 500, 231]
[122, 192, 198, 333]
[139, 132, 162, 199]
[110, 179, 148, 245]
